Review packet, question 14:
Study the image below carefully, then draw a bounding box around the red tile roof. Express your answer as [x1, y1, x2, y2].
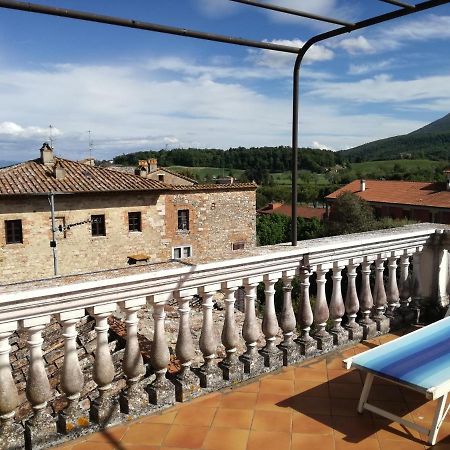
[0, 158, 167, 195]
[167, 182, 257, 191]
[257, 203, 326, 219]
[326, 179, 450, 209]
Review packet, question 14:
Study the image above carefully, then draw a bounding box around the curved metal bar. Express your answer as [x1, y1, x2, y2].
[379, 0, 415, 9]
[0, 0, 300, 54]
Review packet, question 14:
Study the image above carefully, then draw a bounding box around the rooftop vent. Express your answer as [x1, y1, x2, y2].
[54, 161, 65, 180]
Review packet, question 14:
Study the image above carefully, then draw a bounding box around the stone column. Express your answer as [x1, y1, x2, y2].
[88, 304, 121, 426]
[373, 255, 389, 333]
[279, 269, 300, 365]
[329, 263, 348, 345]
[57, 310, 88, 434]
[358, 257, 377, 339]
[410, 247, 423, 323]
[345, 260, 363, 341]
[21, 316, 57, 450]
[296, 267, 316, 356]
[398, 252, 415, 323]
[147, 296, 175, 406]
[0, 321, 24, 450]
[173, 288, 201, 401]
[220, 281, 244, 382]
[312, 266, 333, 351]
[241, 277, 264, 375]
[386, 254, 401, 329]
[119, 298, 147, 415]
[260, 273, 283, 368]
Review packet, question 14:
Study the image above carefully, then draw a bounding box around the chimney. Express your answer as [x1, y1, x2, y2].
[40, 142, 54, 165]
[360, 179, 366, 192]
[148, 158, 158, 172]
[445, 170, 450, 191]
[54, 161, 65, 179]
[81, 158, 95, 167]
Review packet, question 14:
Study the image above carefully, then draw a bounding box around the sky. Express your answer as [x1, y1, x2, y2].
[0, 0, 450, 162]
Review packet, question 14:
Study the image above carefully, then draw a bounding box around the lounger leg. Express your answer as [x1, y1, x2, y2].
[357, 373, 374, 413]
[428, 393, 448, 445]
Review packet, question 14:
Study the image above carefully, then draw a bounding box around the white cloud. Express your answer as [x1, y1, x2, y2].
[348, 59, 394, 76]
[337, 36, 375, 55]
[312, 141, 334, 151]
[0, 121, 61, 139]
[194, 0, 239, 18]
[382, 14, 450, 41]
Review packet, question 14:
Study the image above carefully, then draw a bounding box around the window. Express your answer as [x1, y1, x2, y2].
[177, 209, 189, 231]
[128, 212, 142, 232]
[232, 241, 245, 251]
[172, 245, 192, 259]
[5, 220, 22, 244]
[158, 174, 165, 182]
[91, 214, 106, 236]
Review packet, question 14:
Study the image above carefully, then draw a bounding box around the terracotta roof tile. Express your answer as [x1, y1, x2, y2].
[0, 158, 168, 195]
[167, 182, 257, 191]
[149, 167, 198, 184]
[326, 179, 450, 208]
[258, 204, 326, 219]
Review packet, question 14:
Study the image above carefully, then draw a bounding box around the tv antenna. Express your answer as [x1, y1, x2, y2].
[49, 124, 54, 149]
[88, 130, 94, 160]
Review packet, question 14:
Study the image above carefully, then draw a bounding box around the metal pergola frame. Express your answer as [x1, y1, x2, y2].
[1, 0, 449, 246]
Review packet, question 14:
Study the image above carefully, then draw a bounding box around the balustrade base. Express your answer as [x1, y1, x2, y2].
[279, 343, 303, 366]
[386, 312, 402, 331]
[119, 383, 150, 416]
[147, 377, 176, 406]
[25, 411, 58, 450]
[90, 394, 121, 427]
[173, 370, 203, 402]
[57, 405, 90, 434]
[197, 365, 224, 389]
[0, 421, 25, 450]
[360, 321, 378, 340]
[346, 325, 363, 342]
[260, 348, 284, 369]
[313, 333, 334, 352]
[374, 316, 390, 334]
[219, 360, 244, 384]
[296, 338, 317, 358]
[330, 328, 349, 346]
[240, 353, 265, 376]
[398, 306, 415, 324]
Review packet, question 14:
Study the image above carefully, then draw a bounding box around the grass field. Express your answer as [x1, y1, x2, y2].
[350, 159, 443, 173]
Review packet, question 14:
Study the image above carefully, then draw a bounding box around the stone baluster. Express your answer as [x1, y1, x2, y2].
[173, 288, 201, 401]
[373, 255, 389, 333]
[88, 304, 120, 425]
[279, 269, 300, 365]
[147, 295, 174, 405]
[386, 253, 401, 329]
[398, 252, 414, 323]
[0, 321, 24, 450]
[312, 265, 333, 351]
[119, 298, 147, 415]
[358, 257, 377, 339]
[21, 316, 57, 450]
[57, 310, 88, 434]
[220, 281, 244, 382]
[344, 260, 363, 341]
[329, 263, 348, 345]
[198, 284, 222, 387]
[296, 267, 316, 356]
[410, 247, 423, 323]
[261, 273, 283, 368]
[241, 277, 264, 374]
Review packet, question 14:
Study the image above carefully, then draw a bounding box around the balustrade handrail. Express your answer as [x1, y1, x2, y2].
[0, 223, 444, 325]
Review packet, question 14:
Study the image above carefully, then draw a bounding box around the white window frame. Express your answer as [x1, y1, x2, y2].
[172, 245, 192, 259]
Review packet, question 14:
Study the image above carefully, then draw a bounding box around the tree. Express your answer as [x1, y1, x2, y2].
[256, 214, 290, 245]
[326, 192, 376, 236]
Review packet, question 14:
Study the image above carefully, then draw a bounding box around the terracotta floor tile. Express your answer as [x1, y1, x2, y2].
[294, 368, 328, 382]
[121, 423, 170, 446]
[294, 380, 329, 398]
[255, 392, 292, 411]
[326, 354, 346, 369]
[203, 427, 249, 450]
[86, 425, 129, 444]
[329, 382, 362, 400]
[270, 367, 295, 380]
[220, 392, 258, 409]
[369, 385, 405, 402]
[140, 410, 178, 424]
[292, 413, 333, 435]
[124, 446, 160, 450]
[328, 369, 363, 384]
[331, 398, 366, 417]
[299, 358, 328, 371]
[378, 439, 426, 450]
[291, 432, 335, 449]
[285, 395, 332, 415]
[189, 392, 222, 408]
[374, 418, 422, 442]
[369, 400, 411, 418]
[173, 406, 217, 426]
[162, 424, 209, 448]
[251, 410, 292, 432]
[247, 430, 291, 450]
[211, 408, 254, 429]
[71, 443, 118, 450]
[235, 382, 260, 393]
[334, 437, 381, 450]
[332, 415, 377, 440]
[259, 378, 295, 395]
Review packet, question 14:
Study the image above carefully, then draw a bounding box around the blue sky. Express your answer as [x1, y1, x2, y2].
[0, 0, 449, 161]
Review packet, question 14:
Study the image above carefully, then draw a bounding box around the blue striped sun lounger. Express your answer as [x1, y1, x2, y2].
[344, 316, 450, 445]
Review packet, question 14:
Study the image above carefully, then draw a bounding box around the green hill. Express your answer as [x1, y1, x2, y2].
[340, 113, 450, 162]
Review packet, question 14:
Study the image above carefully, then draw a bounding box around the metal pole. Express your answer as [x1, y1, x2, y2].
[48, 191, 58, 276]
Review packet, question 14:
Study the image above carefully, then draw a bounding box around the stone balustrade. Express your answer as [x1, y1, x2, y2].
[0, 224, 449, 450]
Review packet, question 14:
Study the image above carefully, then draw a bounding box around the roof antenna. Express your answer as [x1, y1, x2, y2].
[49, 124, 54, 149]
[88, 130, 94, 160]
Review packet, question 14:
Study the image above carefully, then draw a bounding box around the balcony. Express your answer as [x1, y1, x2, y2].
[0, 223, 449, 450]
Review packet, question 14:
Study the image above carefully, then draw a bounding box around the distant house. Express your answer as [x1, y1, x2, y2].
[0, 144, 256, 283]
[326, 174, 450, 224]
[257, 202, 326, 220]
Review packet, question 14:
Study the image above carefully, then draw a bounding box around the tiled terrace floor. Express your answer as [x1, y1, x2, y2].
[55, 331, 450, 450]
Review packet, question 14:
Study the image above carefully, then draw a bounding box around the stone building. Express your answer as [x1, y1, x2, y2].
[0, 144, 256, 283]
